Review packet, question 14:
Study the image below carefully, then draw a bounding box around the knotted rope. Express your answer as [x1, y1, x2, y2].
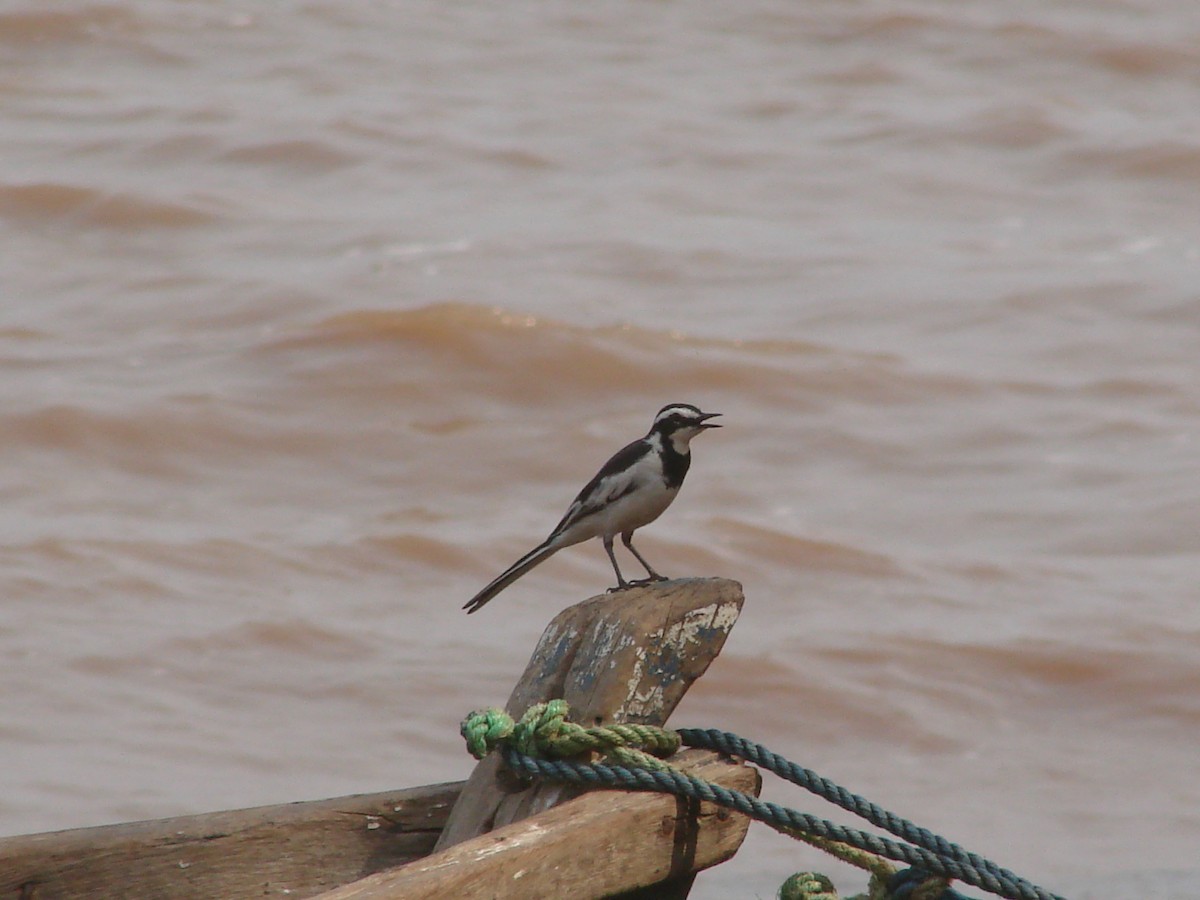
[463, 698, 680, 771]
[460, 703, 1065, 900]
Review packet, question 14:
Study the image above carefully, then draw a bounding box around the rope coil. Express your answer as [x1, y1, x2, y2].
[463, 699, 681, 770]
[460, 703, 1065, 900]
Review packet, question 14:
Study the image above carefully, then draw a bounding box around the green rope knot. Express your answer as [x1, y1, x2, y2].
[779, 872, 839, 900]
[912, 880, 951, 900]
[779, 863, 952, 900]
[461, 709, 1059, 900]
[513, 699, 573, 757]
[460, 700, 681, 770]
[461, 707, 517, 759]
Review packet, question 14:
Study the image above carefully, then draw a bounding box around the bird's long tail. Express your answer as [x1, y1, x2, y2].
[463, 539, 560, 614]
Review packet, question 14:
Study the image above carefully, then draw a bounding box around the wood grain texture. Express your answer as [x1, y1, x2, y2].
[0, 579, 748, 900]
[313, 749, 759, 900]
[436, 577, 745, 850]
[0, 782, 462, 900]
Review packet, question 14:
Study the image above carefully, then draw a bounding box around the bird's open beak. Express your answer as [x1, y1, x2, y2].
[699, 412, 722, 428]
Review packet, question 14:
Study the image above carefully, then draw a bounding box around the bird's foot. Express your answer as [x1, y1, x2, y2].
[628, 574, 669, 587]
[606, 582, 633, 593]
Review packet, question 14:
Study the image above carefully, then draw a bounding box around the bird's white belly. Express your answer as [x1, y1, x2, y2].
[585, 481, 678, 540]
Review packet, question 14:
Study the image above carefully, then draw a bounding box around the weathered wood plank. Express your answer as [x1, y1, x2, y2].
[0, 782, 462, 900]
[0, 579, 749, 900]
[313, 749, 759, 900]
[436, 577, 745, 850]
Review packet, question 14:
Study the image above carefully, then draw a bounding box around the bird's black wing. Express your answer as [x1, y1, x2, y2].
[548, 437, 650, 536]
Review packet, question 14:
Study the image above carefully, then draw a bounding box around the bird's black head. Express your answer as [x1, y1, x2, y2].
[649, 403, 722, 451]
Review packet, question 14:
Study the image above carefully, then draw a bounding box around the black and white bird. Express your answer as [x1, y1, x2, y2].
[463, 403, 722, 614]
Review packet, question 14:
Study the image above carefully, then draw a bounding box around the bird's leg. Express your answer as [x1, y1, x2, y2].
[622, 531, 668, 584]
[604, 534, 632, 592]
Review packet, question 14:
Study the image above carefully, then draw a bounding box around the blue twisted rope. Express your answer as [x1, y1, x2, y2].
[677, 728, 1044, 897]
[462, 706, 1065, 900]
[500, 747, 1060, 900]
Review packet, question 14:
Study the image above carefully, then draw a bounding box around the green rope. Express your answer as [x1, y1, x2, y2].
[780, 872, 840, 900]
[785, 830, 896, 881]
[461, 707, 516, 759]
[776, 834, 950, 900]
[462, 705, 950, 900]
[462, 701, 681, 771]
[460, 702, 1058, 900]
[912, 880, 953, 900]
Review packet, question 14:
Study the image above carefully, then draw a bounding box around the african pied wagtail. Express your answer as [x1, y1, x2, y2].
[463, 403, 722, 614]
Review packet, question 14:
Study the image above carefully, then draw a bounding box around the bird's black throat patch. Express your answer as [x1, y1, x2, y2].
[660, 442, 691, 489]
